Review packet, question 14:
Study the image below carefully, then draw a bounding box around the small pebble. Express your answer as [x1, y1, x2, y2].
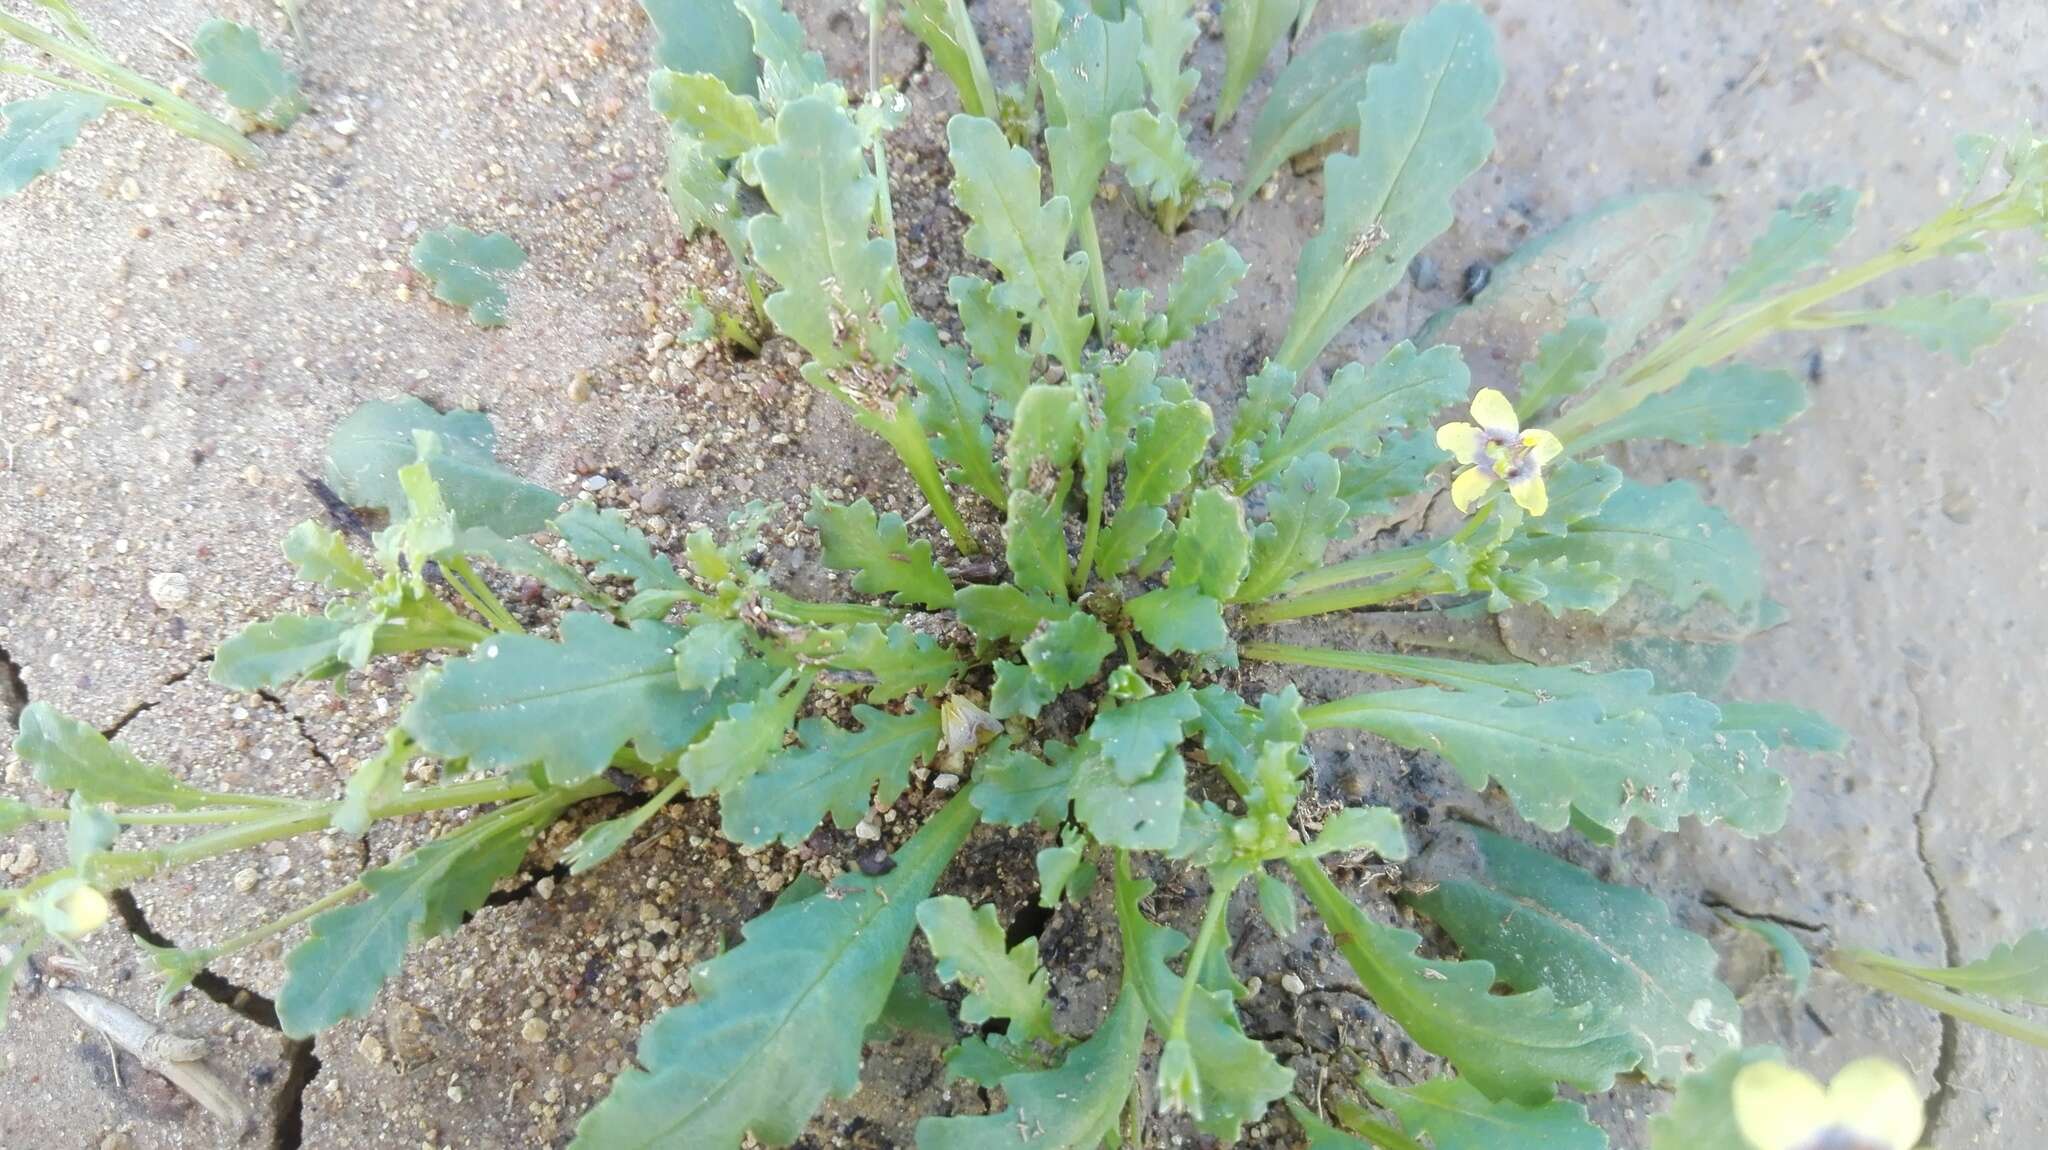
[580, 474, 609, 492]
[232, 867, 261, 893]
[147, 571, 191, 609]
[931, 772, 960, 792]
[357, 1033, 386, 1065]
[853, 820, 881, 842]
[521, 1018, 550, 1043]
[1280, 972, 1307, 996]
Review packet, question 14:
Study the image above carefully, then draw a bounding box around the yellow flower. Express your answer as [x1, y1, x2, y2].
[43, 881, 112, 939]
[1732, 1058, 1925, 1150]
[1435, 387, 1564, 516]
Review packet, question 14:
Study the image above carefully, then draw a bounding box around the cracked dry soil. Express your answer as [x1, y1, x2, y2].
[3, 0, 2045, 1147]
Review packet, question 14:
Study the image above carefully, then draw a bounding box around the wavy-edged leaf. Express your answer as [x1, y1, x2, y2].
[916, 895, 1057, 1044]
[1352, 1075, 1611, 1150]
[721, 701, 939, 846]
[409, 226, 526, 328]
[823, 622, 960, 702]
[1516, 315, 1610, 419]
[571, 793, 977, 1149]
[191, 20, 306, 129]
[1074, 745, 1185, 850]
[1100, 398, 1214, 573]
[13, 703, 209, 809]
[954, 584, 1065, 644]
[1129, 585, 1230, 655]
[1839, 290, 2013, 362]
[555, 503, 687, 592]
[1407, 828, 1741, 1082]
[673, 619, 749, 691]
[915, 988, 1145, 1149]
[1115, 867, 1294, 1139]
[1005, 383, 1086, 488]
[1171, 486, 1251, 599]
[1239, 23, 1399, 199]
[1338, 431, 1444, 524]
[1024, 609, 1115, 690]
[1716, 701, 1846, 753]
[278, 809, 537, 1036]
[1216, 0, 1303, 128]
[749, 93, 899, 365]
[1507, 478, 1761, 612]
[1889, 931, 2048, 1005]
[1258, 341, 1468, 482]
[1236, 452, 1348, 602]
[1042, 7, 1146, 209]
[1163, 238, 1250, 346]
[1302, 806, 1408, 861]
[1646, 1046, 1786, 1150]
[326, 398, 558, 537]
[640, 0, 757, 97]
[969, 738, 1075, 828]
[1715, 185, 1859, 305]
[948, 275, 1033, 417]
[1276, 4, 1500, 371]
[403, 615, 756, 784]
[1, 91, 106, 199]
[1293, 857, 1639, 1103]
[1418, 192, 1713, 389]
[1109, 107, 1198, 208]
[901, 317, 1004, 503]
[676, 670, 810, 795]
[947, 114, 1092, 371]
[664, 131, 744, 243]
[806, 495, 955, 608]
[1221, 362, 1298, 481]
[1087, 688, 1200, 783]
[732, 0, 828, 108]
[989, 658, 1059, 721]
[1005, 489, 1070, 603]
[1578, 364, 1808, 451]
[282, 520, 373, 591]
[1036, 827, 1095, 907]
[649, 70, 772, 158]
[212, 611, 351, 690]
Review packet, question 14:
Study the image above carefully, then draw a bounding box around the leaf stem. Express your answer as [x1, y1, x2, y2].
[947, 0, 1001, 121]
[861, 402, 982, 555]
[1241, 567, 1441, 624]
[759, 590, 901, 626]
[1167, 873, 1239, 1040]
[1078, 204, 1113, 332]
[1273, 543, 1435, 597]
[442, 557, 523, 633]
[0, 59, 143, 111]
[1829, 948, 2048, 1049]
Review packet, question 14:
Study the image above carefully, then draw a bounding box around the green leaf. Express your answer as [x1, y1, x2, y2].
[563, 780, 687, 876]
[1239, 23, 1399, 200]
[1302, 806, 1408, 860]
[1286, 1100, 1375, 1150]
[673, 619, 749, 690]
[1171, 486, 1251, 599]
[1843, 291, 2013, 362]
[948, 275, 1033, 417]
[282, 520, 374, 592]
[1, 92, 106, 199]
[1131, 0, 1200, 117]
[334, 732, 409, 838]
[1418, 192, 1712, 385]
[1128, 586, 1230, 655]
[1005, 384, 1086, 489]
[1292, 857, 1640, 1104]
[1646, 1047, 1787, 1150]
[1216, 0, 1303, 128]
[1109, 108, 1198, 209]
[664, 132, 743, 243]
[1221, 362, 1298, 480]
[824, 622, 961, 702]
[1073, 745, 1186, 850]
[555, 503, 687, 592]
[871, 972, 955, 1040]
[1161, 238, 1250, 346]
[1237, 452, 1349, 602]
[897, 0, 995, 118]
[404, 615, 758, 784]
[806, 495, 955, 609]
[1716, 701, 1847, 753]
[916, 896, 1058, 1045]
[326, 399, 558, 538]
[989, 659, 1059, 721]
[1578, 365, 1808, 450]
[1358, 1075, 1611, 1150]
[1408, 828, 1742, 1082]
[640, 0, 757, 97]
[749, 94, 900, 366]
[13, 703, 210, 809]
[572, 793, 977, 1149]
[1337, 431, 1444, 523]
[1114, 868, 1294, 1139]
[676, 671, 812, 796]
[1005, 489, 1071, 603]
[732, 0, 828, 107]
[1716, 186, 1859, 305]
[409, 226, 526, 328]
[649, 71, 772, 158]
[1101, 398, 1214, 574]
[191, 20, 307, 129]
[1720, 912, 1814, 997]
[278, 808, 538, 1036]
[1256, 871, 1298, 937]
[901, 317, 1005, 504]
[1260, 341, 1468, 481]
[721, 702, 940, 846]
[1276, 3, 1500, 372]
[1042, 8, 1147, 209]
[915, 989, 1146, 1150]
[1024, 609, 1116, 690]
[1507, 478, 1761, 612]
[212, 611, 350, 690]
[1088, 688, 1200, 783]
[946, 114, 1092, 370]
[1036, 828, 1094, 907]
[1516, 316, 1610, 419]
[969, 738, 1075, 828]
[954, 584, 1065, 643]
[1893, 931, 2048, 1005]
[942, 1033, 1041, 1087]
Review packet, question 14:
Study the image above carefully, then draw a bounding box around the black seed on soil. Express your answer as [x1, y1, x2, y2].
[857, 846, 896, 876]
[1461, 262, 1492, 301]
[1408, 255, 1439, 291]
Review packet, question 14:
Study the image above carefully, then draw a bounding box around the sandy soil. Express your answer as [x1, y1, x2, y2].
[2, 0, 2043, 1146]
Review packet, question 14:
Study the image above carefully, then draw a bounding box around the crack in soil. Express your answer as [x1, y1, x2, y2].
[109, 889, 321, 1149]
[256, 688, 339, 774]
[1700, 894, 1828, 935]
[101, 658, 211, 739]
[1906, 678, 1962, 1140]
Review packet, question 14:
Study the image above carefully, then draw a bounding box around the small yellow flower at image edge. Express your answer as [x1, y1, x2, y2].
[1732, 1057, 1926, 1150]
[1435, 387, 1564, 516]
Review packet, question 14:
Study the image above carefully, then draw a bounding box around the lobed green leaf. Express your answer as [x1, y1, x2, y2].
[191, 20, 307, 129]
[947, 114, 1093, 370]
[1239, 23, 1399, 200]
[13, 703, 210, 810]
[916, 895, 1058, 1044]
[410, 227, 527, 328]
[806, 495, 955, 608]
[720, 701, 940, 846]
[325, 397, 558, 537]
[1, 92, 106, 200]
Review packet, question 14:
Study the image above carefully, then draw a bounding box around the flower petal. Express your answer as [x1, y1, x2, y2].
[1521, 428, 1564, 465]
[1733, 1061, 1830, 1150]
[1436, 421, 1489, 465]
[1469, 387, 1519, 437]
[1508, 471, 1549, 517]
[1825, 1058, 1925, 1150]
[1450, 466, 1496, 513]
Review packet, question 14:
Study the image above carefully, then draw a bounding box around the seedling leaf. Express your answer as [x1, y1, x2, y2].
[721, 701, 940, 846]
[1, 92, 106, 199]
[916, 895, 1058, 1044]
[915, 989, 1145, 1149]
[409, 227, 527, 328]
[806, 495, 955, 608]
[1239, 23, 1399, 199]
[191, 20, 307, 130]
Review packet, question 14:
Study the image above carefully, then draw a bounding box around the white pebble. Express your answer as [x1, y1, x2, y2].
[1280, 973, 1306, 996]
[147, 571, 191, 609]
